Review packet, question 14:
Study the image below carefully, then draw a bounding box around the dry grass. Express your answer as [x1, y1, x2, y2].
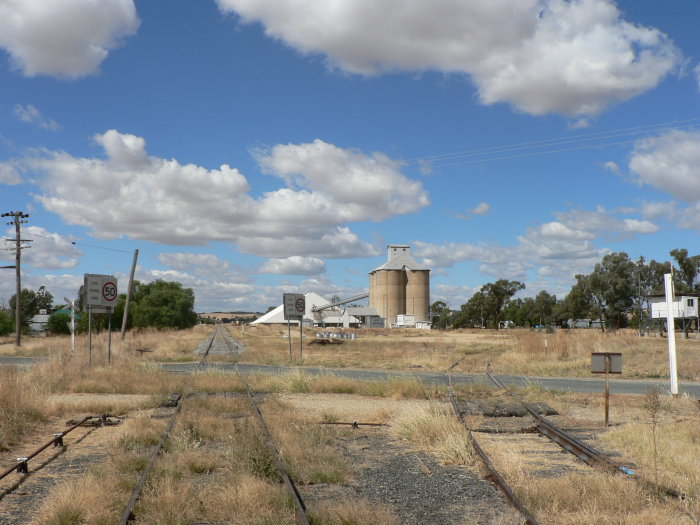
[202, 473, 296, 524]
[247, 370, 433, 399]
[226, 325, 700, 381]
[0, 368, 46, 449]
[597, 393, 700, 517]
[261, 397, 350, 484]
[503, 329, 700, 380]
[29, 471, 128, 525]
[0, 325, 212, 362]
[479, 439, 695, 524]
[394, 402, 474, 465]
[9, 326, 700, 524]
[5, 324, 700, 381]
[235, 325, 512, 372]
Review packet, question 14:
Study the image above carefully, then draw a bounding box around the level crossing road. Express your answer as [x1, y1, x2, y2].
[1, 356, 697, 398]
[162, 362, 700, 398]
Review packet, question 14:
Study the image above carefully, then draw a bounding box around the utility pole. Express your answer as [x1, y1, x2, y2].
[120, 248, 138, 341]
[2, 211, 31, 346]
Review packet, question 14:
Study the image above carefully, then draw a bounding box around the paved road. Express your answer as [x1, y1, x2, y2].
[163, 362, 700, 398]
[2, 356, 697, 398]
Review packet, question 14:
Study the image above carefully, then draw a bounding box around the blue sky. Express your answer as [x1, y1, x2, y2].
[1, 0, 699, 312]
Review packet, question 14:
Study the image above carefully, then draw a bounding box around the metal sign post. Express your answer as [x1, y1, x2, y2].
[84, 274, 118, 365]
[283, 293, 305, 361]
[591, 352, 622, 427]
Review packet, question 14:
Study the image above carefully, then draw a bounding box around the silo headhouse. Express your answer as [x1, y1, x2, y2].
[369, 244, 430, 328]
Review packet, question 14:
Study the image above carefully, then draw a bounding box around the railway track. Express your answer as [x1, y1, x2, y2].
[446, 362, 692, 524]
[485, 369, 632, 475]
[119, 324, 310, 525]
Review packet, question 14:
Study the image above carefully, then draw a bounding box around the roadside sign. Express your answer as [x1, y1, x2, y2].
[283, 293, 305, 320]
[84, 274, 118, 309]
[102, 280, 118, 305]
[591, 352, 622, 374]
[591, 352, 622, 427]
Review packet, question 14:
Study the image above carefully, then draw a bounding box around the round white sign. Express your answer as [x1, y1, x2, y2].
[102, 281, 117, 303]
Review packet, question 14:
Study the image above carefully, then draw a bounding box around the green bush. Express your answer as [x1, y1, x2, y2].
[47, 312, 72, 335]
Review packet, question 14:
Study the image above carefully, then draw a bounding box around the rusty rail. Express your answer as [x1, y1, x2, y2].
[319, 421, 388, 427]
[0, 415, 113, 481]
[218, 328, 310, 523]
[233, 364, 310, 525]
[118, 396, 182, 525]
[119, 327, 219, 523]
[485, 369, 686, 499]
[447, 388, 539, 525]
[485, 370, 626, 472]
[121, 327, 309, 524]
[194, 325, 219, 371]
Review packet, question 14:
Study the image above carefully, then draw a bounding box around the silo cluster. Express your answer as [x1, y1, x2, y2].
[369, 245, 430, 327]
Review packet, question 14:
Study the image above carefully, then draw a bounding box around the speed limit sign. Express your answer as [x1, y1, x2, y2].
[84, 274, 118, 308]
[283, 293, 305, 320]
[102, 281, 118, 304]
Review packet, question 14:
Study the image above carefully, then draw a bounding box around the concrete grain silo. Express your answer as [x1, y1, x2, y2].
[369, 245, 430, 327]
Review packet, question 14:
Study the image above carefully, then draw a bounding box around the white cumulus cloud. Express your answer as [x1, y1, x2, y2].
[259, 256, 326, 275]
[414, 203, 658, 289]
[1, 226, 81, 269]
[629, 130, 700, 201]
[12, 130, 419, 259]
[158, 253, 231, 275]
[217, 0, 680, 117]
[254, 139, 429, 221]
[0, 0, 139, 78]
[14, 104, 59, 131]
[0, 163, 21, 184]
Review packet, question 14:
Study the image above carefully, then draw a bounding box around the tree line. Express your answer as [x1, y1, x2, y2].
[431, 249, 699, 331]
[0, 279, 198, 336]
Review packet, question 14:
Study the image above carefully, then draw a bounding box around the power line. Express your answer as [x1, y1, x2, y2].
[404, 117, 700, 169]
[16, 231, 132, 254]
[423, 136, 651, 169]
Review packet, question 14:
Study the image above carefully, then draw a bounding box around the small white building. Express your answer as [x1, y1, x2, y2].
[28, 313, 50, 335]
[649, 295, 698, 319]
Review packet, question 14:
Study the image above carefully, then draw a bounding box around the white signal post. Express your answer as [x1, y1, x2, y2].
[663, 273, 679, 395]
[63, 297, 76, 353]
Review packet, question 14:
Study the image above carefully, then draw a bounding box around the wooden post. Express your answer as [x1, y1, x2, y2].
[120, 249, 138, 341]
[287, 319, 292, 361]
[108, 308, 112, 364]
[604, 354, 610, 427]
[14, 216, 21, 347]
[88, 305, 92, 367]
[299, 319, 303, 360]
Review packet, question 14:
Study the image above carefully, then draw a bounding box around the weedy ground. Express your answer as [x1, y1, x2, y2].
[0, 326, 698, 523]
[3, 324, 699, 380]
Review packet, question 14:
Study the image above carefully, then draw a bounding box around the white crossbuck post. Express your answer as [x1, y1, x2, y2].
[63, 297, 76, 352]
[664, 273, 679, 395]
